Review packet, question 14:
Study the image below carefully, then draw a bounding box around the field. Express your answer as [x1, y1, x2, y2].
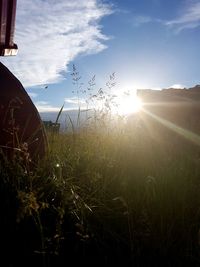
[1, 109, 200, 267]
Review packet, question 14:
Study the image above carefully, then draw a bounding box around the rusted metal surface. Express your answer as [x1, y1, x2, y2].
[0, 0, 18, 56]
[0, 62, 47, 162]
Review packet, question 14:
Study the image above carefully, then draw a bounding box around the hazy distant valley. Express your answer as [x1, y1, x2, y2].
[40, 85, 200, 133]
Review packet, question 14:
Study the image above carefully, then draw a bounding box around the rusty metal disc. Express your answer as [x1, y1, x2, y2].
[0, 62, 47, 163]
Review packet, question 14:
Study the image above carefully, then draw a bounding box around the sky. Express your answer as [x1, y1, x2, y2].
[1, 0, 200, 112]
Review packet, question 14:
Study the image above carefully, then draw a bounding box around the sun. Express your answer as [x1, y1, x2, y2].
[114, 92, 143, 115]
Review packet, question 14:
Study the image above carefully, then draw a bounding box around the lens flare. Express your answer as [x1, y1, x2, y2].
[115, 93, 143, 115]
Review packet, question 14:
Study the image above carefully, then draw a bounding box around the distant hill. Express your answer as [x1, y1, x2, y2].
[40, 85, 200, 134]
[137, 85, 200, 134]
[137, 84, 200, 102]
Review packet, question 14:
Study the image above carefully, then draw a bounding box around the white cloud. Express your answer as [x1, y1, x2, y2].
[130, 15, 163, 27]
[1, 0, 112, 87]
[151, 87, 162, 91]
[28, 92, 38, 98]
[64, 97, 88, 109]
[132, 15, 153, 26]
[168, 84, 186, 89]
[36, 98, 88, 112]
[35, 101, 61, 112]
[166, 1, 200, 32]
[35, 101, 49, 105]
[65, 97, 86, 105]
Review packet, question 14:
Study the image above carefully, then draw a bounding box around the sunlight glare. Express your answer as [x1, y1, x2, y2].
[115, 92, 143, 115]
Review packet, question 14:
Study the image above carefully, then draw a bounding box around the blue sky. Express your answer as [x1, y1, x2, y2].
[2, 0, 200, 111]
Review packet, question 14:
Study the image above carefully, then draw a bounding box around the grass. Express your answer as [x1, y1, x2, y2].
[1, 110, 200, 267]
[1, 61, 200, 265]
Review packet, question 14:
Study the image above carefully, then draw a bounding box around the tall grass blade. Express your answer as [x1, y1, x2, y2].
[77, 106, 81, 128]
[55, 102, 65, 124]
[68, 114, 75, 134]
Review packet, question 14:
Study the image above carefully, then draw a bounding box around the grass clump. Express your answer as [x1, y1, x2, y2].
[1, 114, 200, 267]
[1, 66, 200, 266]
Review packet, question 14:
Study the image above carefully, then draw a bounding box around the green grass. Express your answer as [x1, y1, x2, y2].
[1, 113, 200, 266]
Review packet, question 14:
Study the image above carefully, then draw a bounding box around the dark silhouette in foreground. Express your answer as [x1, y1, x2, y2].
[0, 62, 47, 162]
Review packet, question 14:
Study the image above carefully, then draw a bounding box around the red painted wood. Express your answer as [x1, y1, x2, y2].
[0, 0, 18, 56]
